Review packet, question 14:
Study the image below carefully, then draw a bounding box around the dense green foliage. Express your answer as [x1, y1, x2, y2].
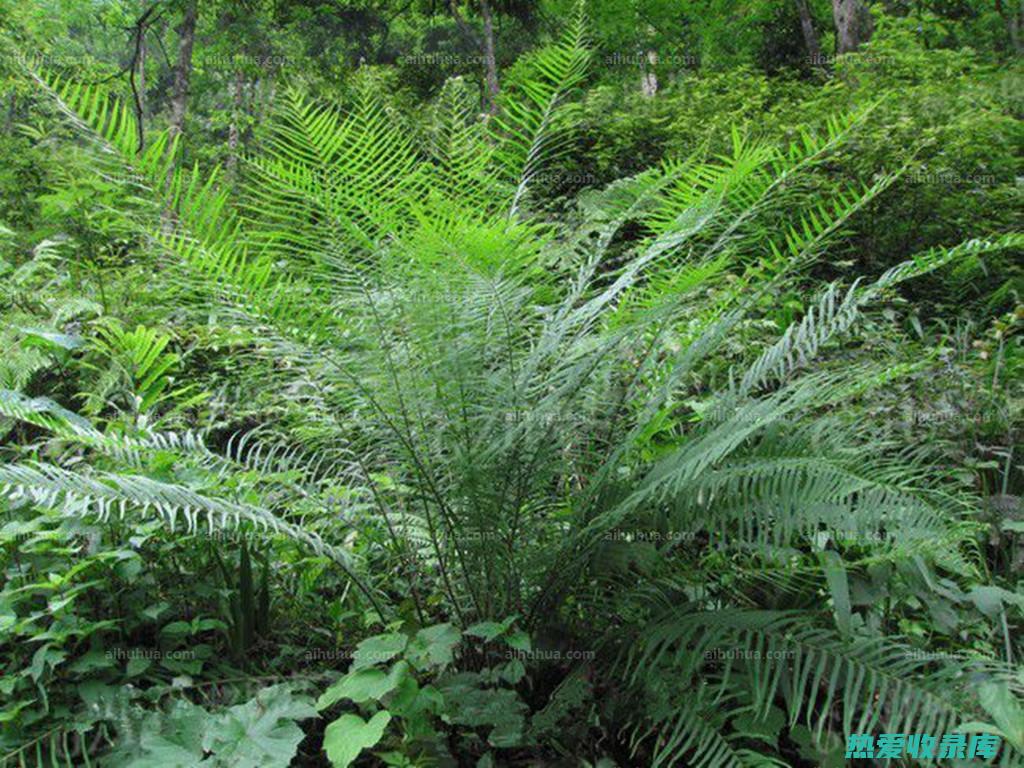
[0, 0, 1021, 765]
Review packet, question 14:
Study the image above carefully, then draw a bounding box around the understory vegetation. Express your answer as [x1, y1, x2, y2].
[0, 0, 1021, 765]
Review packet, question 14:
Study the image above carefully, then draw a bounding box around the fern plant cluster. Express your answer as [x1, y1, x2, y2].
[0, 7, 1022, 767]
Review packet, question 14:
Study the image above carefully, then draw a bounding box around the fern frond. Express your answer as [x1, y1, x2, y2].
[738, 233, 1024, 395]
[26, 63, 334, 345]
[0, 461, 352, 563]
[493, 0, 590, 216]
[245, 87, 430, 260]
[626, 610, 1023, 765]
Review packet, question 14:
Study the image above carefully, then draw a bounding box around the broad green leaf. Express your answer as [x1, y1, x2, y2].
[205, 683, 317, 766]
[29, 643, 66, 682]
[975, 682, 1024, 750]
[317, 661, 410, 709]
[504, 630, 531, 652]
[967, 586, 1024, 619]
[500, 659, 526, 685]
[464, 621, 507, 642]
[407, 623, 461, 669]
[352, 632, 408, 671]
[323, 710, 392, 767]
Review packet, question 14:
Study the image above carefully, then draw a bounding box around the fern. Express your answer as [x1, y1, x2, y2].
[8, 24, 1023, 768]
[493, 0, 591, 216]
[624, 610, 1020, 767]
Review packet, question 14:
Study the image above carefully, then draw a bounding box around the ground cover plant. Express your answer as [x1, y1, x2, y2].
[0, 0, 1022, 765]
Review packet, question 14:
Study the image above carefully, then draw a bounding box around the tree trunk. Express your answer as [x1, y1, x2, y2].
[795, 0, 823, 64]
[168, 0, 198, 145]
[995, 0, 1023, 54]
[478, 0, 500, 114]
[128, 4, 162, 153]
[640, 50, 658, 97]
[164, 0, 198, 207]
[226, 70, 245, 181]
[832, 0, 870, 54]
[138, 34, 147, 121]
[448, 0, 499, 115]
[131, 30, 147, 151]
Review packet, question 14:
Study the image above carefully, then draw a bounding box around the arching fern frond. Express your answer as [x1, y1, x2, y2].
[245, 86, 431, 261]
[737, 233, 1024, 395]
[625, 610, 1023, 767]
[25, 62, 335, 345]
[493, 0, 591, 216]
[0, 461, 350, 562]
